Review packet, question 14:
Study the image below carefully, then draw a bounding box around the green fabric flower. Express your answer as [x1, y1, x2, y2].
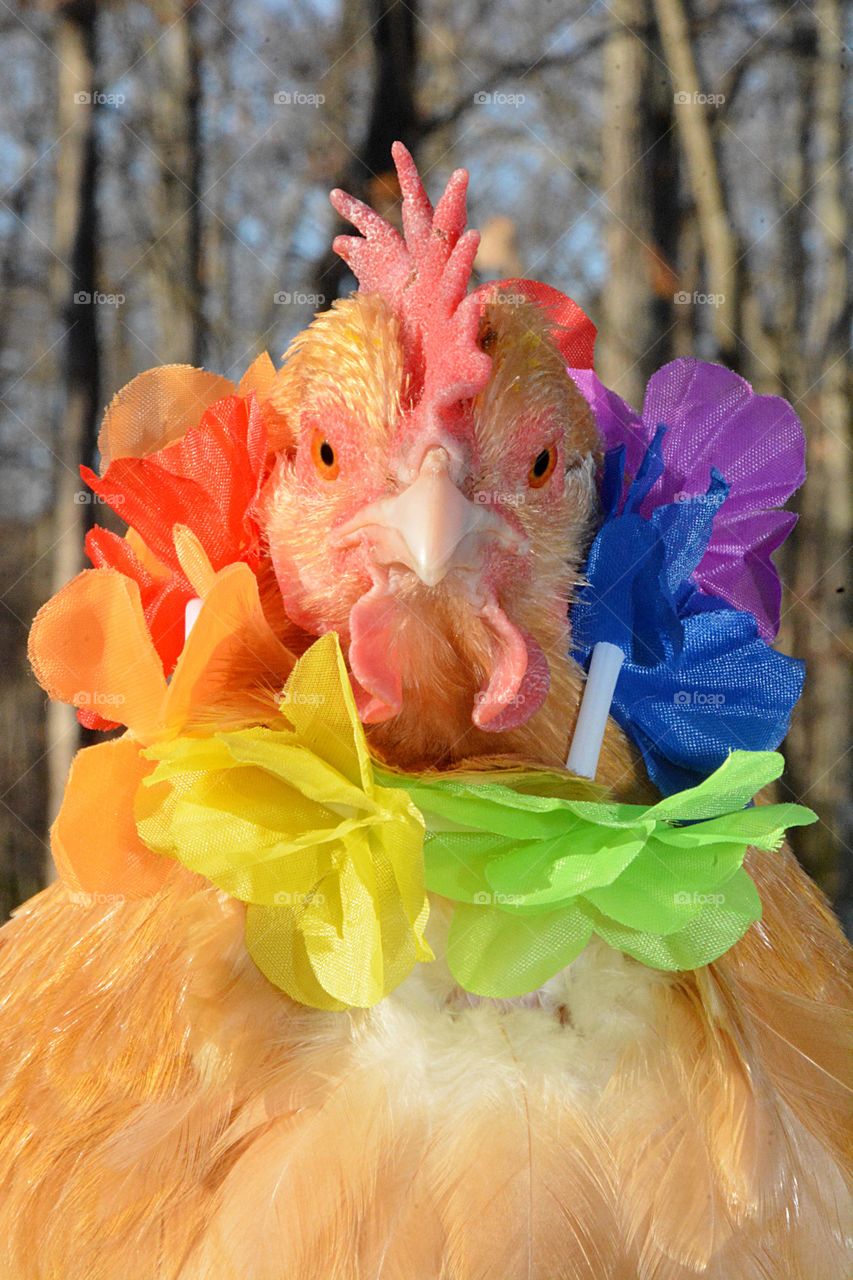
[377, 752, 816, 997]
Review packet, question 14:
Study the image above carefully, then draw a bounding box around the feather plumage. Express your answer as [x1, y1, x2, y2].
[0, 858, 849, 1278]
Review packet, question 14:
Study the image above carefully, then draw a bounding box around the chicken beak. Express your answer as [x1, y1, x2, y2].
[336, 447, 524, 587]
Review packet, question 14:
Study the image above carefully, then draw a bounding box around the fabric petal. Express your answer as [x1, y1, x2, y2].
[645, 750, 783, 821]
[692, 509, 797, 640]
[86, 525, 191, 675]
[278, 632, 372, 790]
[588, 868, 762, 969]
[137, 744, 341, 904]
[446, 901, 593, 998]
[422, 831, 508, 903]
[245, 902, 347, 1012]
[584, 838, 710, 936]
[221, 732, 380, 815]
[236, 351, 278, 401]
[481, 279, 596, 368]
[98, 365, 234, 469]
[236, 351, 294, 452]
[484, 822, 651, 905]
[52, 737, 171, 897]
[641, 360, 805, 512]
[163, 561, 295, 736]
[83, 394, 268, 578]
[28, 568, 168, 741]
[394, 770, 602, 841]
[294, 850, 385, 1007]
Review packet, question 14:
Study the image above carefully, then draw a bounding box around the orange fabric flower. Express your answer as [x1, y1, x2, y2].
[29, 530, 296, 898]
[82, 528, 186, 711]
[30, 353, 298, 890]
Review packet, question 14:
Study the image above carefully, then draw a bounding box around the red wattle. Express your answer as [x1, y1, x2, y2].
[346, 577, 404, 724]
[473, 601, 550, 732]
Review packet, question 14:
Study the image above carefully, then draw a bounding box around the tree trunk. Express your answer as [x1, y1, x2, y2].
[46, 0, 101, 859]
[148, 0, 205, 365]
[598, 0, 676, 408]
[782, 0, 850, 915]
[653, 0, 741, 369]
[0, 518, 53, 919]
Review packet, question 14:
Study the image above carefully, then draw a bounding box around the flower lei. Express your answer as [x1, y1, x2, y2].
[28, 349, 815, 1011]
[137, 631, 813, 1007]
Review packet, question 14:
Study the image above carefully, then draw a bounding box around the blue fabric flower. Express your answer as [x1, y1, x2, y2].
[569, 359, 805, 640]
[570, 430, 804, 795]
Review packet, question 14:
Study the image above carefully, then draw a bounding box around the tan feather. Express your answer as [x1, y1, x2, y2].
[715, 845, 853, 1169]
[0, 869, 851, 1279]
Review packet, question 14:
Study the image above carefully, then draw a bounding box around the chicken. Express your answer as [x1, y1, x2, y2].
[0, 143, 850, 1280]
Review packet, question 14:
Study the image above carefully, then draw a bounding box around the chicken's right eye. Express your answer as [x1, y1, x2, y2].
[311, 429, 340, 480]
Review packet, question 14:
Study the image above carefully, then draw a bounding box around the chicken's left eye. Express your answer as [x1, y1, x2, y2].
[528, 445, 557, 489]
[311, 429, 339, 480]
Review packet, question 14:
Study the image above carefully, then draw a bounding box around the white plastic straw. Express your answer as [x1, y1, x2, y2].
[184, 596, 202, 641]
[566, 641, 626, 780]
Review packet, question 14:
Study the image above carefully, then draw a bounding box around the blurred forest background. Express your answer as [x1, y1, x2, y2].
[0, 0, 849, 925]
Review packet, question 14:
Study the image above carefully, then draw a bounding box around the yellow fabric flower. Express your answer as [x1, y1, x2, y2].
[136, 633, 432, 1010]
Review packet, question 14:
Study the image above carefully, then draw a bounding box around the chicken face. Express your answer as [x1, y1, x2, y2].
[264, 146, 601, 765]
[265, 294, 599, 755]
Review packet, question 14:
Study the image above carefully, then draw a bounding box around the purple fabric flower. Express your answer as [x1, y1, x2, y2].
[569, 359, 805, 639]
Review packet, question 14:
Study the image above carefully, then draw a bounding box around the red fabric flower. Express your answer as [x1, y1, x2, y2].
[83, 393, 268, 577]
[84, 527, 190, 678]
[80, 392, 271, 727]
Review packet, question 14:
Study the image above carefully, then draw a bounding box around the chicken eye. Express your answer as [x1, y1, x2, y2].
[528, 445, 557, 489]
[311, 429, 339, 480]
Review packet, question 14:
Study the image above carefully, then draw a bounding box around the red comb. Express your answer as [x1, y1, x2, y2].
[330, 142, 491, 430]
